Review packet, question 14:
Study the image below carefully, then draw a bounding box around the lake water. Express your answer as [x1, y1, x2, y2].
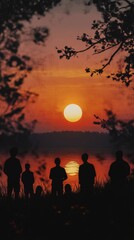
[0, 149, 133, 193]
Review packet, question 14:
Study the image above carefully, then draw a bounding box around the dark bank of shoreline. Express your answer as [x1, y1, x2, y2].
[0, 131, 118, 154]
[0, 132, 133, 165]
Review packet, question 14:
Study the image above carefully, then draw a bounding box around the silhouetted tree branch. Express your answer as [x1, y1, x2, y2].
[57, 0, 134, 86]
[0, 0, 61, 135]
[93, 110, 134, 150]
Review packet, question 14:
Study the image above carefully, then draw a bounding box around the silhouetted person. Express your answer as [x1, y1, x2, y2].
[22, 163, 35, 199]
[34, 185, 43, 199]
[108, 150, 130, 191]
[49, 157, 67, 197]
[64, 183, 72, 195]
[79, 153, 96, 195]
[3, 147, 22, 199]
[63, 183, 75, 209]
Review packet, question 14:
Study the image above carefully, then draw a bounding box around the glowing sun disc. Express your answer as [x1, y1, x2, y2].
[65, 161, 79, 176]
[64, 104, 82, 122]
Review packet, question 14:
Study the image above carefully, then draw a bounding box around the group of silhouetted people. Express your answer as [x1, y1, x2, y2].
[3, 146, 131, 200]
[3, 147, 35, 199]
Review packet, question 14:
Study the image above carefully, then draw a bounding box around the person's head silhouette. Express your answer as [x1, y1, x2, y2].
[9, 147, 18, 157]
[65, 184, 72, 194]
[25, 163, 30, 171]
[55, 157, 61, 166]
[35, 185, 43, 196]
[81, 153, 88, 163]
[116, 150, 123, 161]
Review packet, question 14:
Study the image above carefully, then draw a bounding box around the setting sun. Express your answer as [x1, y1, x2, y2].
[63, 104, 82, 122]
[65, 161, 79, 176]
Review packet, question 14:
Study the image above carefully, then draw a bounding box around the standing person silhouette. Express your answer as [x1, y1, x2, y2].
[4, 147, 22, 199]
[49, 157, 67, 197]
[22, 163, 35, 199]
[108, 150, 130, 191]
[78, 153, 96, 196]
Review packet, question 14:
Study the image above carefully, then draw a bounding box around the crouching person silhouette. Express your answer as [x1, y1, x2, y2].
[22, 163, 35, 199]
[4, 147, 22, 199]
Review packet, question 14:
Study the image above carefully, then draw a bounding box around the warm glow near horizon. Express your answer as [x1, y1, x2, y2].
[64, 104, 82, 122]
[65, 161, 79, 176]
[18, 1, 133, 133]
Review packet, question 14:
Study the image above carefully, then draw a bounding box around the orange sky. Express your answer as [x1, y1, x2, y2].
[20, 0, 134, 132]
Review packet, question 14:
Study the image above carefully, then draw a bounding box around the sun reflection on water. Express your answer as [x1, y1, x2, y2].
[65, 161, 79, 176]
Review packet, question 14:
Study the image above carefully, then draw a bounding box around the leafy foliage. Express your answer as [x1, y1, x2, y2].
[94, 110, 134, 149]
[57, 0, 134, 86]
[0, 0, 61, 135]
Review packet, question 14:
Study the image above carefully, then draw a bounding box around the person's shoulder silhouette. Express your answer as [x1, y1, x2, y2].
[3, 147, 22, 198]
[22, 163, 35, 199]
[35, 185, 43, 199]
[22, 163, 34, 184]
[108, 150, 130, 184]
[49, 157, 67, 196]
[64, 183, 74, 199]
[79, 153, 96, 182]
[49, 157, 67, 181]
[63, 183, 75, 209]
[4, 146, 22, 177]
[78, 153, 96, 195]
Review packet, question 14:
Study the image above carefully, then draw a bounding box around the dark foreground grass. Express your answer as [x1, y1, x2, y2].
[1, 181, 134, 240]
